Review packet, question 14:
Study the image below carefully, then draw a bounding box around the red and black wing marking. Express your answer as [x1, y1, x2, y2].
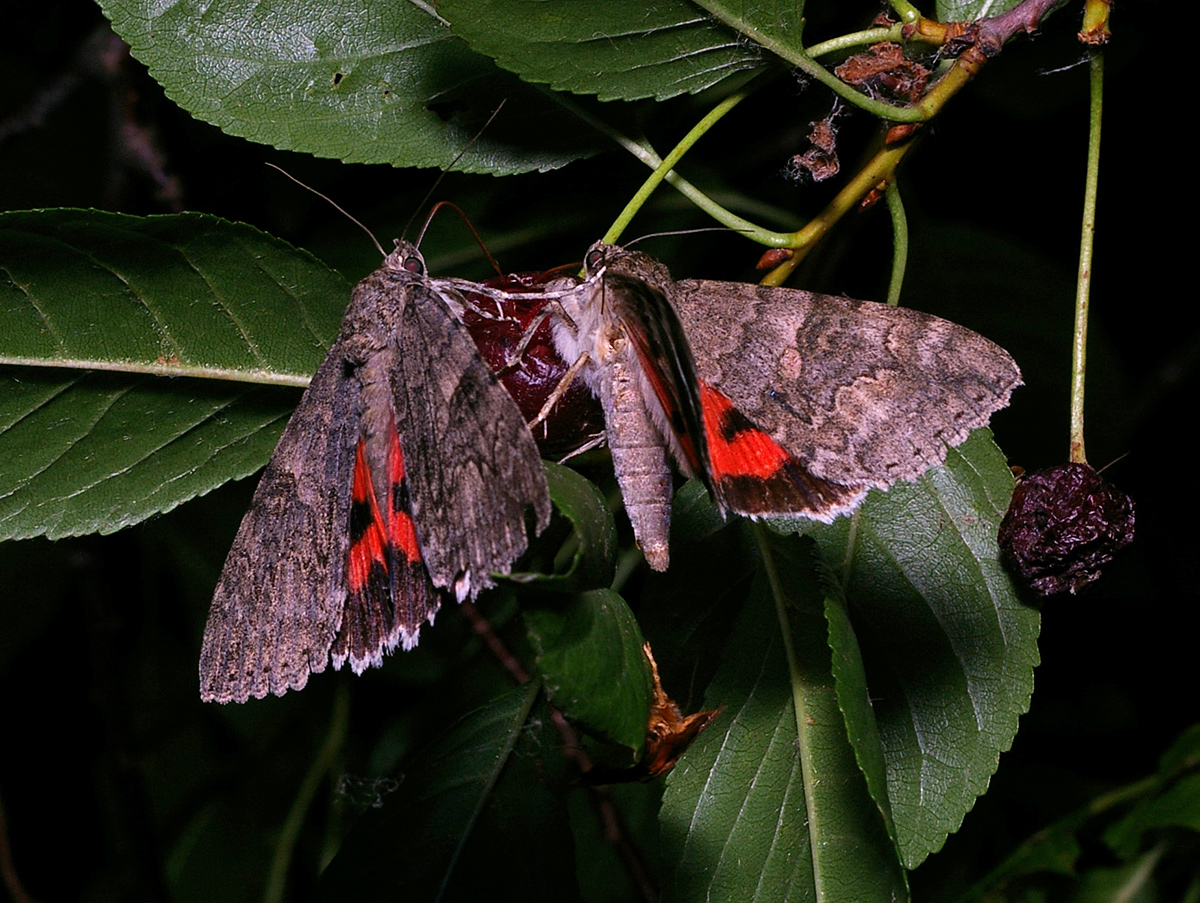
[335, 413, 437, 672]
[606, 269, 711, 484]
[201, 243, 551, 703]
[699, 382, 867, 520]
[597, 248, 864, 520]
[673, 278, 1021, 493]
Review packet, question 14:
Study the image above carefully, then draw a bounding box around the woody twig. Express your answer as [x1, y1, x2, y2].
[762, 0, 1072, 285]
[458, 602, 659, 903]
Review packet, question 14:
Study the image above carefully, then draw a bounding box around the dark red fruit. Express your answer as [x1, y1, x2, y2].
[461, 270, 605, 459]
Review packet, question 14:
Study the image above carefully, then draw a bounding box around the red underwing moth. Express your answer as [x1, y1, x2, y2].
[199, 241, 551, 703]
[546, 242, 1021, 570]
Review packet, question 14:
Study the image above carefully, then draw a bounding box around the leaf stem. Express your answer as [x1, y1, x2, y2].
[753, 523, 828, 892]
[885, 182, 909, 305]
[546, 90, 783, 244]
[762, 138, 915, 285]
[805, 24, 907, 59]
[603, 86, 758, 245]
[1071, 51, 1104, 465]
[693, 1, 926, 122]
[887, 0, 923, 23]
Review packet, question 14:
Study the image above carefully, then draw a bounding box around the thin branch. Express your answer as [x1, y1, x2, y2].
[0, 788, 38, 903]
[459, 602, 659, 902]
[1071, 51, 1104, 464]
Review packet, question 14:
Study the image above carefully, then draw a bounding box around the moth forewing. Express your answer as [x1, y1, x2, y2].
[666, 278, 1022, 490]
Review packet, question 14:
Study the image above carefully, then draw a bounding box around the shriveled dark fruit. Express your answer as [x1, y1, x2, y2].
[998, 462, 1135, 595]
[461, 271, 605, 459]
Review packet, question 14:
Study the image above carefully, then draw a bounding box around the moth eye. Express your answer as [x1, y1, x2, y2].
[402, 256, 424, 275]
[585, 249, 604, 271]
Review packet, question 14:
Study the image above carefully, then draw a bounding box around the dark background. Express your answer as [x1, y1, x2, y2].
[0, 0, 1189, 900]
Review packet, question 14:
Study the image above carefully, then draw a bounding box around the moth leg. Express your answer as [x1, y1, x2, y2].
[496, 299, 567, 377]
[556, 432, 606, 464]
[529, 349, 591, 432]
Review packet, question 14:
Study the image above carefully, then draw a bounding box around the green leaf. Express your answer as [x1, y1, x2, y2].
[0, 369, 297, 541]
[692, 0, 809, 61]
[1159, 724, 1200, 775]
[958, 726, 1200, 900]
[1104, 727, 1200, 860]
[98, 0, 602, 174]
[0, 211, 348, 540]
[660, 531, 907, 903]
[936, 0, 1029, 23]
[315, 682, 577, 900]
[519, 461, 617, 592]
[524, 589, 652, 755]
[802, 430, 1039, 868]
[1104, 773, 1200, 860]
[0, 210, 346, 379]
[655, 430, 1037, 889]
[822, 570, 899, 849]
[438, 0, 764, 101]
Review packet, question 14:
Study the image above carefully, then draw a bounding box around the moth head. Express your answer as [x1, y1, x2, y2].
[385, 238, 427, 277]
[584, 241, 673, 290]
[582, 241, 616, 279]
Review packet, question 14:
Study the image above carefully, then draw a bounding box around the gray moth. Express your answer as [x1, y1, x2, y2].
[545, 242, 1021, 570]
[199, 240, 550, 703]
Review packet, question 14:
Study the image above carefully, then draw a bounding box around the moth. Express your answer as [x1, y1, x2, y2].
[544, 242, 1021, 570]
[199, 240, 551, 703]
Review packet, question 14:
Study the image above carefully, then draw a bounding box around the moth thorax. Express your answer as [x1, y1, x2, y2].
[597, 322, 629, 363]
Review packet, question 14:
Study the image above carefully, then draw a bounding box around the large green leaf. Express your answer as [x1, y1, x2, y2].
[315, 682, 577, 901]
[520, 462, 617, 592]
[97, 0, 602, 173]
[692, 0, 809, 63]
[802, 430, 1038, 868]
[0, 210, 346, 380]
[656, 430, 1038, 896]
[0, 369, 298, 540]
[660, 532, 907, 903]
[0, 210, 348, 541]
[437, 0, 763, 101]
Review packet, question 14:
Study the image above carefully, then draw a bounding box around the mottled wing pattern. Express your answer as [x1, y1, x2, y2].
[392, 277, 552, 603]
[199, 342, 360, 703]
[670, 279, 1021, 490]
[697, 381, 869, 520]
[200, 241, 551, 702]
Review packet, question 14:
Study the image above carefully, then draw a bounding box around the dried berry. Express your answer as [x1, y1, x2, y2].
[998, 462, 1135, 595]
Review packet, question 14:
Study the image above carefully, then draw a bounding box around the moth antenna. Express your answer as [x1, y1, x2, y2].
[1097, 451, 1130, 474]
[265, 162, 387, 259]
[402, 100, 507, 240]
[624, 226, 747, 249]
[416, 200, 505, 277]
